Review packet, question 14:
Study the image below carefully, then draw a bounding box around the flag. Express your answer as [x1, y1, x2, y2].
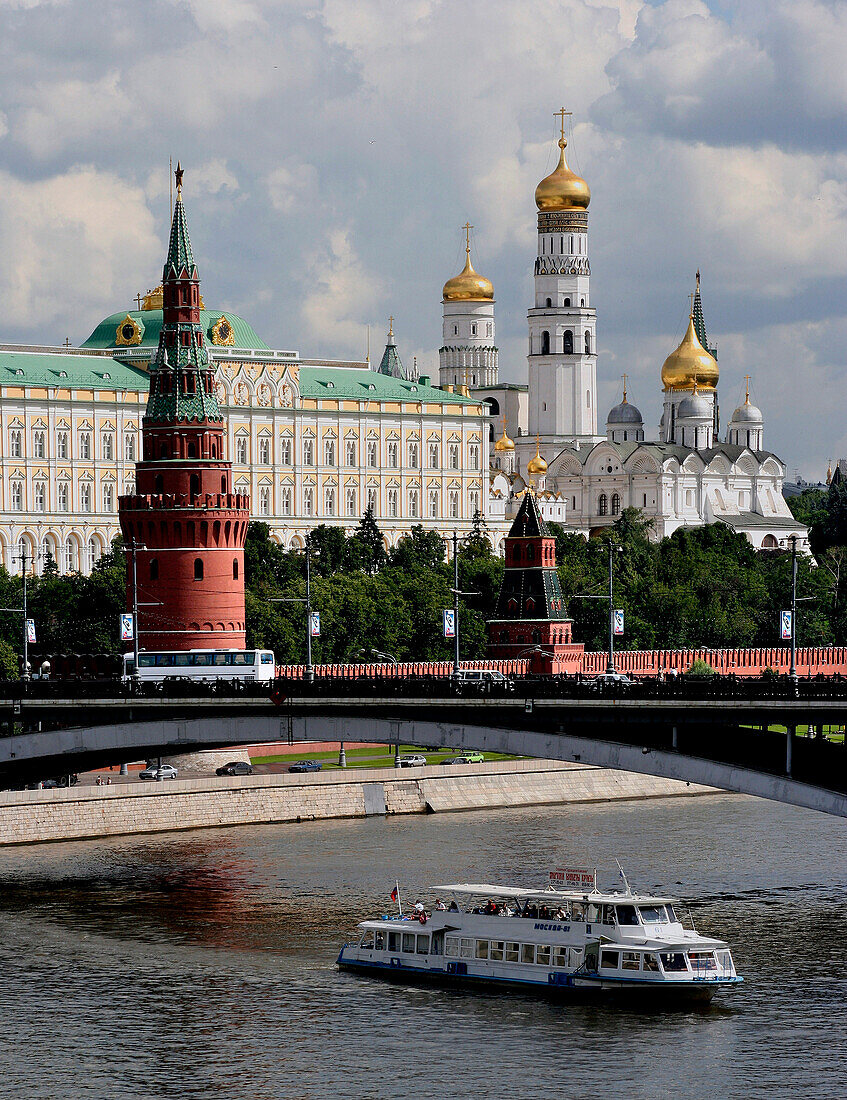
[390, 885, 398, 902]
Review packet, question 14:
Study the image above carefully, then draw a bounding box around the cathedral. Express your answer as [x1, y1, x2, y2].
[439, 112, 808, 553]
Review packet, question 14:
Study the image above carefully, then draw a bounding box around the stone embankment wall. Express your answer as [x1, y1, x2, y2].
[0, 761, 718, 847]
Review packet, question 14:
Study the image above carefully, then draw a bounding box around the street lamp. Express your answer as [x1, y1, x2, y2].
[780, 534, 814, 684]
[272, 541, 315, 683]
[449, 530, 480, 676]
[571, 539, 622, 674]
[0, 547, 39, 680]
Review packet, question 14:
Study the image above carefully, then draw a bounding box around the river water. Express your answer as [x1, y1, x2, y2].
[0, 793, 845, 1100]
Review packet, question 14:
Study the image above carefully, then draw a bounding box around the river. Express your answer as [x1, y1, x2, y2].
[0, 792, 845, 1099]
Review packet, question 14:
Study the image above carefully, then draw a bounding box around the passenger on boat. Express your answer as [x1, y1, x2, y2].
[435, 898, 447, 911]
[448, 901, 459, 912]
[484, 899, 497, 914]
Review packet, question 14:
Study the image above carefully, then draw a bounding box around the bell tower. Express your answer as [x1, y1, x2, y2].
[118, 165, 250, 651]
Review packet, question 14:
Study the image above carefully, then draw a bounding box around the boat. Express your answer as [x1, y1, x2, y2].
[337, 872, 743, 1004]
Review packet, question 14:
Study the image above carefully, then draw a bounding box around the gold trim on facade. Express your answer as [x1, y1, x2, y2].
[115, 314, 142, 346]
[211, 314, 235, 346]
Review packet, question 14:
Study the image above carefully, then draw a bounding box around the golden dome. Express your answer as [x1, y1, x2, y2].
[494, 419, 515, 452]
[442, 249, 494, 302]
[535, 138, 591, 212]
[661, 315, 720, 391]
[527, 437, 547, 476]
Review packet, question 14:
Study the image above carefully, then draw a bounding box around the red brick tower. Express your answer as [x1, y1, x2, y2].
[118, 166, 249, 651]
[487, 490, 583, 673]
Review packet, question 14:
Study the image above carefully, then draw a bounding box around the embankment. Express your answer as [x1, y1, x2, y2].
[0, 760, 720, 847]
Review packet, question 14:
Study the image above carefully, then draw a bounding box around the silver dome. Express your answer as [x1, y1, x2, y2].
[677, 393, 711, 419]
[607, 400, 643, 425]
[730, 402, 763, 424]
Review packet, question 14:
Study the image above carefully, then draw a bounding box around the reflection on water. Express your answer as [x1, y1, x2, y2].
[0, 795, 845, 1099]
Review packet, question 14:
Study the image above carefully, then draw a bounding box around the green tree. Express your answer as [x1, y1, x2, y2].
[307, 525, 349, 577]
[347, 507, 387, 574]
[390, 525, 446, 572]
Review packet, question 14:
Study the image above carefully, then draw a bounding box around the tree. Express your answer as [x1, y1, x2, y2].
[390, 525, 446, 572]
[307, 525, 349, 577]
[347, 507, 387, 574]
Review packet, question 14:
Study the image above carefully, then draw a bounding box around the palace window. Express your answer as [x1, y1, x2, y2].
[281, 487, 292, 516]
[367, 488, 377, 514]
[88, 538, 99, 570]
[80, 484, 91, 512]
[408, 442, 419, 469]
[598, 493, 608, 516]
[470, 490, 479, 513]
[324, 487, 336, 515]
[236, 437, 248, 464]
[429, 490, 439, 518]
[33, 431, 45, 458]
[102, 433, 114, 460]
[280, 437, 292, 464]
[304, 487, 314, 516]
[57, 431, 68, 459]
[10, 430, 22, 458]
[387, 441, 399, 468]
[611, 493, 621, 516]
[57, 483, 69, 512]
[259, 486, 270, 515]
[409, 489, 419, 518]
[34, 482, 46, 511]
[387, 488, 399, 518]
[367, 441, 378, 467]
[259, 438, 270, 464]
[124, 432, 135, 461]
[103, 484, 114, 511]
[79, 432, 91, 460]
[429, 442, 439, 468]
[64, 539, 75, 573]
[303, 438, 315, 466]
[469, 444, 479, 470]
[324, 439, 336, 466]
[345, 439, 357, 466]
[448, 443, 460, 470]
[346, 487, 357, 516]
[448, 490, 459, 519]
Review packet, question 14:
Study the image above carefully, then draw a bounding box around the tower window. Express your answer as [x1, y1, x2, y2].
[546, 298, 552, 308]
[233, 559, 239, 580]
[194, 558, 204, 581]
[471, 324, 477, 335]
[585, 331, 591, 353]
[563, 330, 573, 354]
[454, 325, 458, 336]
[150, 559, 159, 581]
[564, 297, 570, 307]
[190, 474, 200, 497]
[541, 331, 550, 355]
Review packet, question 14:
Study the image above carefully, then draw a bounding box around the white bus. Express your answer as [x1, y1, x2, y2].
[122, 649, 276, 683]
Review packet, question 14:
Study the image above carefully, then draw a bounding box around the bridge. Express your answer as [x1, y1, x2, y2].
[1, 676, 846, 817]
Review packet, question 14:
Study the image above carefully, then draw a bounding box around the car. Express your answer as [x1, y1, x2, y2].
[444, 752, 485, 765]
[288, 760, 322, 773]
[216, 761, 254, 777]
[138, 763, 179, 781]
[586, 672, 634, 690]
[450, 669, 513, 691]
[398, 754, 427, 768]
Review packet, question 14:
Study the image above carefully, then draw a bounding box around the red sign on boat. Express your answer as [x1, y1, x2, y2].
[549, 867, 595, 890]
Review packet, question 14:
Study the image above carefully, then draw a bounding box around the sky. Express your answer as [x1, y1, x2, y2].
[1, 0, 846, 480]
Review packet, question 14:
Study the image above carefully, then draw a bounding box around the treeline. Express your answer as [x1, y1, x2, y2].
[2, 487, 847, 672]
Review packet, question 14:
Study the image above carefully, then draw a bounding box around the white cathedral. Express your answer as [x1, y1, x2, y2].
[438, 115, 808, 553]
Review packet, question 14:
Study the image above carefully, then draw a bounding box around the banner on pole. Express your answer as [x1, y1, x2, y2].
[119, 613, 135, 642]
[613, 609, 625, 636]
[25, 619, 36, 644]
[309, 611, 321, 637]
[780, 610, 793, 641]
[443, 609, 455, 638]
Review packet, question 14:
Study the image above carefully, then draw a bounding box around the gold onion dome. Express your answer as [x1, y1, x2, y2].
[442, 249, 494, 302]
[527, 438, 547, 476]
[494, 420, 515, 452]
[661, 315, 720, 391]
[535, 138, 591, 211]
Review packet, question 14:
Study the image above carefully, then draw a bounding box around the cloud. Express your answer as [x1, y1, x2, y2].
[0, 167, 160, 334]
[300, 227, 383, 352]
[266, 159, 318, 214]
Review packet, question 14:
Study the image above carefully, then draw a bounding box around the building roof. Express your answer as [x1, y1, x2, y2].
[692, 271, 717, 361]
[721, 512, 805, 531]
[0, 349, 149, 390]
[377, 330, 406, 380]
[81, 309, 270, 353]
[299, 367, 477, 405]
[507, 488, 550, 538]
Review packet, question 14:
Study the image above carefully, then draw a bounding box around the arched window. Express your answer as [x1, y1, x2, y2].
[611, 493, 621, 516]
[564, 297, 570, 307]
[545, 297, 552, 307]
[233, 559, 239, 579]
[190, 474, 200, 498]
[150, 558, 159, 581]
[584, 331, 591, 353]
[541, 330, 550, 355]
[221, 475, 227, 493]
[563, 330, 573, 354]
[598, 493, 608, 516]
[187, 441, 196, 458]
[194, 558, 204, 581]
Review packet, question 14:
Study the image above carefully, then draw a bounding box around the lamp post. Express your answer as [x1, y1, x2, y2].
[1, 548, 38, 680]
[272, 541, 315, 684]
[125, 539, 145, 680]
[571, 539, 622, 675]
[449, 530, 479, 676]
[788, 534, 798, 682]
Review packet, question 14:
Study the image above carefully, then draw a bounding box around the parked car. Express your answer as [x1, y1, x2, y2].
[444, 752, 485, 765]
[215, 761, 254, 777]
[138, 764, 179, 781]
[587, 672, 633, 689]
[450, 669, 513, 691]
[288, 760, 322, 773]
[398, 754, 427, 768]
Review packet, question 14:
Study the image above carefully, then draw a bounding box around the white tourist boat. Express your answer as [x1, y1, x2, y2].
[337, 871, 743, 1004]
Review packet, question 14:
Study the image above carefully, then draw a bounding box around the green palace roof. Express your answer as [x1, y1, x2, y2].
[299, 367, 477, 405]
[0, 350, 149, 390]
[81, 308, 269, 353]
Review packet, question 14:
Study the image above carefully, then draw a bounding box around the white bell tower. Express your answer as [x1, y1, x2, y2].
[439, 223, 498, 389]
[527, 109, 598, 442]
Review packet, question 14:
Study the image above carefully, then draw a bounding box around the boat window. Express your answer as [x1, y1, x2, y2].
[689, 951, 717, 972]
[615, 905, 639, 925]
[520, 944, 535, 964]
[601, 905, 616, 925]
[476, 940, 489, 960]
[490, 941, 504, 961]
[360, 932, 374, 949]
[388, 932, 401, 951]
[643, 953, 661, 972]
[505, 942, 520, 963]
[460, 938, 475, 959]
[622, 952, 641, 971]
[536, 944, 551, 965]
[375, 932, 385, 951]
[638, 905, 670, 923]
[585, 903, 601, 923]
[552, 946, 568, 967]
[569, 947, 584, 968]
[716, 950, 732, 973]
[666, 905, 679, 923]
[600, 950, 619, 969]
[445, 936, 459, 957]
[416, 935, 430, 955]
[571, 902, 585, 922]
[402, 933, 416, 953]
[660, 952, 687, 972]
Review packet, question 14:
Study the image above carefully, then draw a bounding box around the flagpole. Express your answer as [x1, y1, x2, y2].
[395, 879, 402, 917]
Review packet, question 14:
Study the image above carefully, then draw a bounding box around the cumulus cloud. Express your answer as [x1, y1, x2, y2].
[266, 159, 318, 214]
[300, 227, 383, 351]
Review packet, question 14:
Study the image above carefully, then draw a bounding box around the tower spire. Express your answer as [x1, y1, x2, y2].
[692, 270, 718, 361]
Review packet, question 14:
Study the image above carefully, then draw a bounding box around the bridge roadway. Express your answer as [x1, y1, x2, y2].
[1, 677, 846, 817]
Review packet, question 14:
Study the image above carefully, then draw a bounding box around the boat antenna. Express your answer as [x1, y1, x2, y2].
[614, 859, 632, 895]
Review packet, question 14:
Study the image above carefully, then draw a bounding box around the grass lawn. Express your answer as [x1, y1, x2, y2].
[745, 723, 845, 744]
[251, 745, 523, 768]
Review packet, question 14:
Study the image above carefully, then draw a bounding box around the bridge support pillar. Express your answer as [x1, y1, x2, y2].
[786, 726, 795, 777]
[672, 725, 678, 751]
